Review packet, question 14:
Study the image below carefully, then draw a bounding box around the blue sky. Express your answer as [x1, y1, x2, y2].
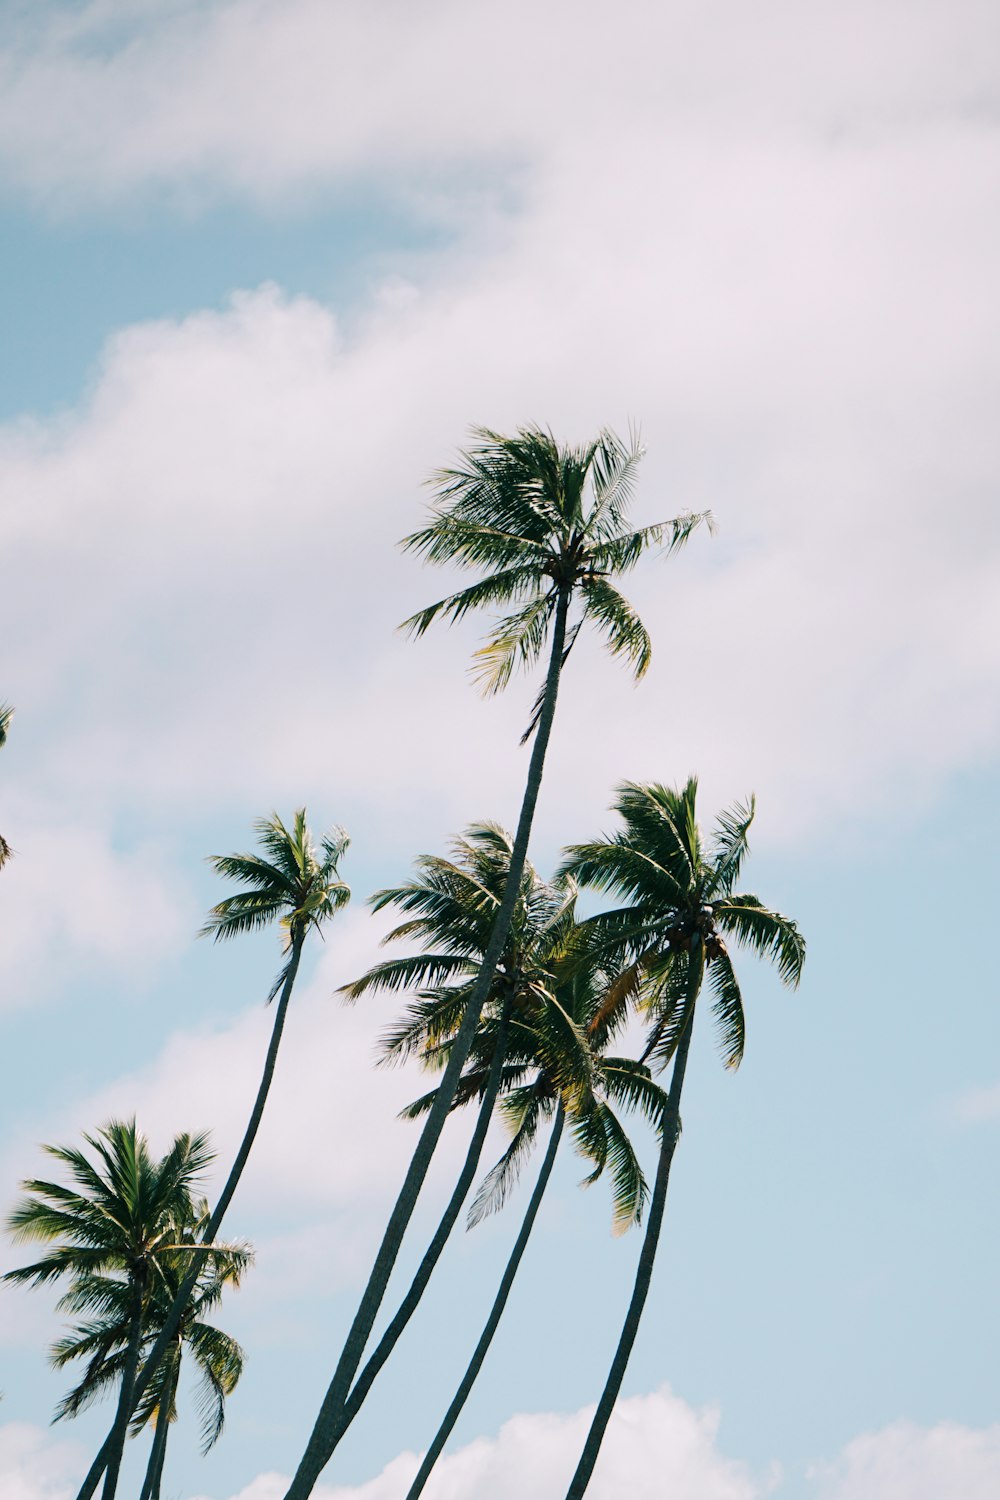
[1, 3, 999, 1498]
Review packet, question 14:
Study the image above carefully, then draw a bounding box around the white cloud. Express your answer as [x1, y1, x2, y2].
[954, 1081, 1000, 1123]
[0, 1423, 82, 1500]
[221, 1387, 763, 1500]
[2, 105, 999, 862]
[0, 1, 996, 204]
[0, 818, 190, 1008]
[813, 1419, 1000, 1499]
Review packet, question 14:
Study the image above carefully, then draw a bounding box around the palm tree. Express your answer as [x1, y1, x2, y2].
[286, 424, 709, 1498]
[400, 951, 669, 1500]
[75, 810, 350, 1500]
[48, 1198, 251, 1500]
[322, 824, 576, 1457]
[4, 1120, 216, 1500]
[0, 702, 14, 869]
[559, 779, 805, 1497]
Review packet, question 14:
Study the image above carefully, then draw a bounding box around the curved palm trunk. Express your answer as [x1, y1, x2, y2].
[138, 1356, 177, 1500]
[137, 1413, 167, 1500]
[77, 937, 306, 1500]
[100, 1278, 146, 1500]
[284, 586, 571, 1500]
[564, 1005, 697, 1500]
[405, 1101, 566, 1500]
[330, 993, 516, 1450]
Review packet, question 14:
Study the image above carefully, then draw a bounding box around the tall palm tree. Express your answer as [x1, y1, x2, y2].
[48, 1198, 251, 1500]
[75, 810, 350, 1500]
[0, 702, 14, 869]
[286, 424, 709, 1498]
[4, 1120, 216, 1500]
[322, 824, 576, 1457]
[559, 779, 805, 1497]
[400, 952, 669, 1500]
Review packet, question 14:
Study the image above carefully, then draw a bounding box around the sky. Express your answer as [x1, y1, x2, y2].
[1, 1, 998, 1496]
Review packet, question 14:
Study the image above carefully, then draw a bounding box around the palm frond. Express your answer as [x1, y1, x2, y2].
[579, 577, 652, 679]
[706, 796, 756, 898]
[705, 950, 746, 1070]
[714, 895, 805, 987]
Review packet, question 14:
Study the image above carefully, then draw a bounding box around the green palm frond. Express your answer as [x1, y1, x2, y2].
[704, 951, 746, 1070]
[714, 896, 805, 987]
[706, 796, 756, 898]
[579, 577, 652, 679]
[591, 1103, 648, 1236]
[467, 1091, 545, 1227]
[471, 589, 557, 695]
[0, 702, 13, 748]
[400, 566, 543, 639]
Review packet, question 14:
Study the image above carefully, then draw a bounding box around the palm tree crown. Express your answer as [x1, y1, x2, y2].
[49, 1196, 250, 1451]
[559, 780, 805, 1499]
[202, 808, 350, 993]
[4, 1120, 222, 1499]
[5, 1120, 214, 1300]
[345, 822, 576, 1057]
[562, 778, 805, 1070]
[402, 426, 710, 721]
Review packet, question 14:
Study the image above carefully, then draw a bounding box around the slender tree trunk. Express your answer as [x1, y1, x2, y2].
[329, 992, 516, 1450]
[137, 1355, 176, 1500]
[283, 587, 571, 1500]
[564, 996, 698, 1500]
[100, 1277, 146, 1500]
[405, 1100, 566, 1500]
[76, 938, 306, 1500]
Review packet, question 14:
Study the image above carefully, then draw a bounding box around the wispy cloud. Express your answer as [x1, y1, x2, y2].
[954, 1082, 1000, 1123]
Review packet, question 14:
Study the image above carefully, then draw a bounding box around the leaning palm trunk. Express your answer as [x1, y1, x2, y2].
[283, 588, 570, 1499]
[138, 1357, 177, 1500]
[330, 994, 516, 1451]
[77, 938, 305, 1500]
[101, 1282, 146, 1500]
[405, 1101, 566, 1500]
[564, 1003, 697, 1500]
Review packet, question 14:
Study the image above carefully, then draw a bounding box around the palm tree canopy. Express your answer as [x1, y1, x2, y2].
[381, 869, 671, 1239]
[340, 822, 574, 1046]
[560, 778, 806, 1071]
[4, 1120, 215, 1292]
[401, 426, 711, 708]
[201, 808, 350, 994]
[49, 1198, 251, 1453]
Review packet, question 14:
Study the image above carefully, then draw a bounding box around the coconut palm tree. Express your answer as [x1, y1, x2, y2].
[0, 702, 14, 869]
[400, 953, 669, 1500]
[4, 1120, 216, 1500]
[320, 824, 576, 1458]
[49, 1198, 251, 1500]
[75, 810, 350, 1500]
[559, 779, 805, 1497]
[286, 424, 709, 1498]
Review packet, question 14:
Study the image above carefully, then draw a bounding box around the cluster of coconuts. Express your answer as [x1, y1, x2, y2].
[665, 904, 728, 963]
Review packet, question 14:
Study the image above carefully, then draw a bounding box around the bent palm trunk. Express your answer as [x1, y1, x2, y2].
[283, 587, 570, 1500]
[564, 1009, 696, 1500]
[138, 1357, 177, 1500]
[331, 995, 516, 1449]
[405, 1102, 565, 1500]
[77, 937, 306, 1500]
[101, 1281, 146, 1500]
